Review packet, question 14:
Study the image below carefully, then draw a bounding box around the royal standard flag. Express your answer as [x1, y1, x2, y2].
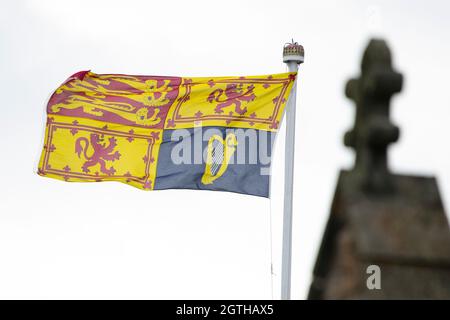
[38, 71, 296, 197]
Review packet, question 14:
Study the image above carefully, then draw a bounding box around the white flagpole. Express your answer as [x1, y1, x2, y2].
[281, 41, 304, 300]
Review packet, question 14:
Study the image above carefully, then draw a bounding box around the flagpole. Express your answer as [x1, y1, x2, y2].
[281, 41, 304, 300]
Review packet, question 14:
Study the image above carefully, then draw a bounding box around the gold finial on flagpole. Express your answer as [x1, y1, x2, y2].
[283, 40, 305, 64]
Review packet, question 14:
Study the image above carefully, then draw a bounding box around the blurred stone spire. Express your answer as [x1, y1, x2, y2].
[344, 39, 402, 193]
[308, 39, 450, 300]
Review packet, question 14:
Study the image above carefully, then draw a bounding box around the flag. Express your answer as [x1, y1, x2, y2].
[38, 71, 296, 197]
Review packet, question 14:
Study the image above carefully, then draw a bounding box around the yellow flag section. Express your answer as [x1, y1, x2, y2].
[38, 115, 162, 190]
[164, 72, 296, 131]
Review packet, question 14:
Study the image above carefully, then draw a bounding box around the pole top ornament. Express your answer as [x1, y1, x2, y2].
[283, 40, 304, 64]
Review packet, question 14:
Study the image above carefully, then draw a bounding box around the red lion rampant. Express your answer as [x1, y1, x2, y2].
[207, 83, 256, 115]
[75, 133, 121, 175]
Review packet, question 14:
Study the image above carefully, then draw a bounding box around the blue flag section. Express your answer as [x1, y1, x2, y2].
[155, 127, 275, 197]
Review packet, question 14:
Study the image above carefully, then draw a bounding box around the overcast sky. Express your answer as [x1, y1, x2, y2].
[1, 0, 449, 299]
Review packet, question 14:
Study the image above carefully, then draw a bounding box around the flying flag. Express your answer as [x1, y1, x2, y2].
[38, 71, 296, 197]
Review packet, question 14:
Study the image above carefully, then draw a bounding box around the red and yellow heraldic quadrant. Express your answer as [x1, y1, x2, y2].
[38, 71, 296, 190]
[39, 115, 162, 190]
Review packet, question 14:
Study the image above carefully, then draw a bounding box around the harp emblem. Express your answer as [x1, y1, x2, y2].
[201, 133, 238, 185]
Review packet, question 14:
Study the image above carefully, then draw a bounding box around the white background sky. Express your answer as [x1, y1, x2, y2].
[0, 0, 449, 299]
